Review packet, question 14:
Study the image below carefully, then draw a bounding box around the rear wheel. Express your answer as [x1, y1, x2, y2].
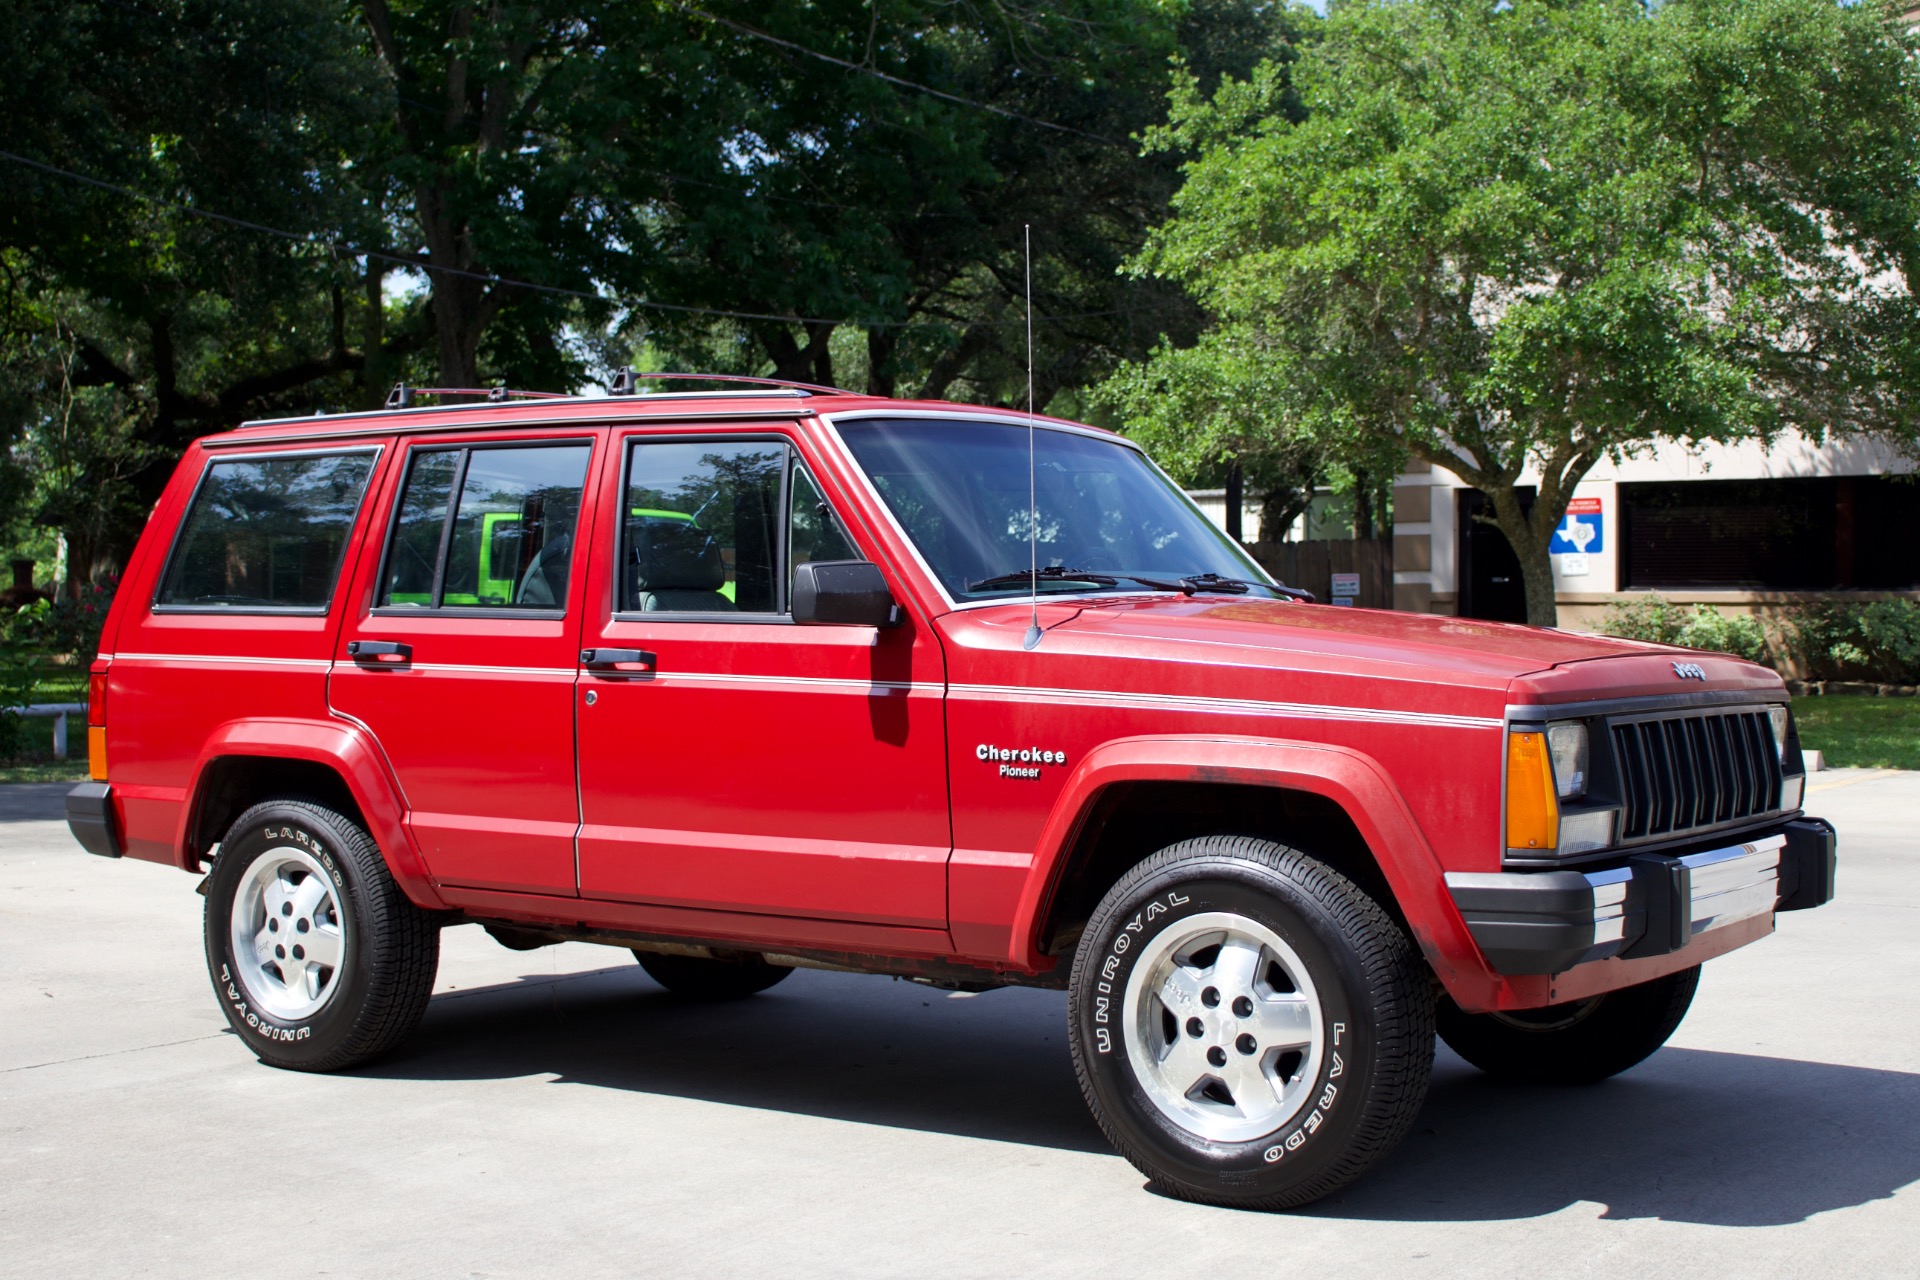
[1437, 966, 1699, 1084]
[203, 797, 439, 1071]
[633, 949, 792, 1000]
[1068, 836, 1434, 1211]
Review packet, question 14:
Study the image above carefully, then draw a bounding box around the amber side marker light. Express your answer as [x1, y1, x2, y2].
[1505, 730, 1559, 852]
[87, 665, 108, 781]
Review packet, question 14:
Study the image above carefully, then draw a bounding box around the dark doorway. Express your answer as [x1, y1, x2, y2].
[1457, 489, 1532, 623]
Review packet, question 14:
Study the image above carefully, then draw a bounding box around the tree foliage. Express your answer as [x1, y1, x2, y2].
[1110, 0, 1920, 624]
[1, 0, 1300, 580]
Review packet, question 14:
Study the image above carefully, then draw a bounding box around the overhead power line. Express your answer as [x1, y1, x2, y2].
[0, 149, 1172, 331]
[669, 3, 1120, 147]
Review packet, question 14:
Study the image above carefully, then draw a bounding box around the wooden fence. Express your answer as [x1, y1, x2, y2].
[1244, 538, 1394, 609]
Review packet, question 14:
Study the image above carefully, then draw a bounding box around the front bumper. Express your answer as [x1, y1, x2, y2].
[1446, 818, 1836, 976]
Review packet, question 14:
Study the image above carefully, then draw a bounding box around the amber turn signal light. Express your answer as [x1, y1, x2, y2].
[1505, 730, 1560, 852]
[87, 663, 108, 780]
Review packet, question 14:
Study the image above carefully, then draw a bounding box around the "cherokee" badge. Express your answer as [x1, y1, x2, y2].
[976, 742, 1066, 780]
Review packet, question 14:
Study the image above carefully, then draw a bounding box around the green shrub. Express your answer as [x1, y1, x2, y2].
[1599, 594, 1687, 646]
[1674, 606, 1770, 665]
[0, 583, 115, 760]
[1783, 599, 1920, 683]
[0, 604, 50, 758]
[1599, 595, 1774, 666]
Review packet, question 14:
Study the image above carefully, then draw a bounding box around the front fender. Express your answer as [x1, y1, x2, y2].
[1007, 734, 1501, 1006]
[180, 717, 447, 911]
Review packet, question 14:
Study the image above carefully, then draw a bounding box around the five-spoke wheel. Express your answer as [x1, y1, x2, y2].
[1125, 913, 1322, 1144]
[228, 846, 347, 1021]
[203, 797, 439, 1071]
[1069, 835, 1434, 1211]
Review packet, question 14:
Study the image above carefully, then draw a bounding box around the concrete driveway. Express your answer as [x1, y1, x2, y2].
[2, 771, 1916, 1278]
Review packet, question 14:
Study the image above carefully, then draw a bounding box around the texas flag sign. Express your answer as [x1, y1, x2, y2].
[1550, 496, 1604, 555]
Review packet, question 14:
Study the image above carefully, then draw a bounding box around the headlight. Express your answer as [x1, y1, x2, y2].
[1546, 722, 1588, 799]
[1767, 705, 1790, 762]
[1506, 724, 1616, 860]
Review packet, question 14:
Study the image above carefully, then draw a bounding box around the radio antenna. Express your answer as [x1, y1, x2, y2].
[1023, 224, 1042, 652]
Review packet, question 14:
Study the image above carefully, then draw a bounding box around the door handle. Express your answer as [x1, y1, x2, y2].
[580, 647, 656, 674]
[347, 640, 412, 664]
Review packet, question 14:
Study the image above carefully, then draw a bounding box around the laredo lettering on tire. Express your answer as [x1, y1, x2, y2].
[203, 796, 439, 1072]
[1068, 835, 1434, 1210]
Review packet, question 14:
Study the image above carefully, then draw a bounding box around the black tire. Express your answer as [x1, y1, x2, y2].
[1068, 836, 1435, 1211]
[634, 949, 793, 999]
[1437, 965, 1699, 1084]
[203, 796, 440, 1071]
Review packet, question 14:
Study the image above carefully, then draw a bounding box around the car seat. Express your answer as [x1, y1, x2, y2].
[628, 521, 736, 612]
[513, 532, 573, 607]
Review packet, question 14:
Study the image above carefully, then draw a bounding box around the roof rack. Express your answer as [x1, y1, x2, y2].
[607, 369, 853, 397]
[385, 383, 573, 409]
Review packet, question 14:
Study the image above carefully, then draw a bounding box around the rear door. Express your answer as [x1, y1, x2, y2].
[330, 428, 604, 896]
[573, 422, 951, 934]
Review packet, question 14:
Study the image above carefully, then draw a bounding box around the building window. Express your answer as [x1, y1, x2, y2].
[1620, 477, 1918, 590]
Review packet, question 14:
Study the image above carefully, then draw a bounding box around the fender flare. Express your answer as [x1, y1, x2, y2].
[1009, 734, 1497, 1005]
[178, 717, 447, 911]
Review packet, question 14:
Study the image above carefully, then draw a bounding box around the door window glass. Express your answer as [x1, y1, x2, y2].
[622, 441, 784, 613]
[379, 442, 592, 610]
[788, 464, 860, 588]
[157, 451, 377, 609]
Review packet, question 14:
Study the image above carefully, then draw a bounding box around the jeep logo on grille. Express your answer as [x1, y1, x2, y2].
[1672, 661, 1706, 680]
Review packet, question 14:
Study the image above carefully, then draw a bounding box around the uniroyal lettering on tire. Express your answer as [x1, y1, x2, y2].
[202, 796, 439, 1073]
[1067, 835, 1434, 1212]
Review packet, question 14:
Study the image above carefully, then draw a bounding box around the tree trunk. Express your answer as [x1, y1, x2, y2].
[866, 327, 897, 396]
[1481, 488, 1567, 628]
[1514, 536, 1559, 627]
[1224, 460, 1243, 542]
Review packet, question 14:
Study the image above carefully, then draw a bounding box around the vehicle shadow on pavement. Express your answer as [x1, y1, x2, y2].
[370, 962, 1109, 1154]
[1311, 1048, 1920, 1226]
[363, 959, 1920, 1222]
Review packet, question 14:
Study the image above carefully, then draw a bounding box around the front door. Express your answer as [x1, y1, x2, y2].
[330, 429, 603, 895]
[574, 425, 951, 933]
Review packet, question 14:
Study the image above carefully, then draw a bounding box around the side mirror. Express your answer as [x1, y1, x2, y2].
[792, 561, 902, 628]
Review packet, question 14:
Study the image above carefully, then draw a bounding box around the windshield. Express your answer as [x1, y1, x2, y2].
[835, 417, 1277, 603]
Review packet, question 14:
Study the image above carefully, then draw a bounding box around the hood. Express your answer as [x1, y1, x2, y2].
[1048, 595, 1643, 681]
[942, 595, 1781, 720]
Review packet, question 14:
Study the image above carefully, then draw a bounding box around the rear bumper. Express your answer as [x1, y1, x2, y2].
[66, 781, 123, 859]
[1446, 818, 1836, 976]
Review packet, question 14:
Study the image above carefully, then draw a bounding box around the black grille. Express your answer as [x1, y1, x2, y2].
[1609, 708, 1782, 841]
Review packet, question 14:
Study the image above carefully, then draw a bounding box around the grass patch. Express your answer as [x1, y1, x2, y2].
[0, 703, 88, 784]
[0, 759, 87, 784]
[1793, 695, 1920, 771]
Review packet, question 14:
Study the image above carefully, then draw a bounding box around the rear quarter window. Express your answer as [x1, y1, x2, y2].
[156, 451, 378, 610]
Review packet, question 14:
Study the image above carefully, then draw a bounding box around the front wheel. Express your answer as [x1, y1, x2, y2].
[1437, 966, 1699, 1084]
[203, 797, 440, 1071]
[1068, 836, 1435, 1211]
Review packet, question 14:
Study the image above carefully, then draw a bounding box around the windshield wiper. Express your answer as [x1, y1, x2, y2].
[1178, 573, 1315, 602]
[968, 565, 1121, 592]
[969, 566, 1203, 594]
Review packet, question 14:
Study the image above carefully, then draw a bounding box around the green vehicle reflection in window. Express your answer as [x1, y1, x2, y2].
[629, 507, 735, 603]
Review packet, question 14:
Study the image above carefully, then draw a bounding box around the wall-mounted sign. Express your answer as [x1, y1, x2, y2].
[1330, 572, 1360, 598]
[1551, 496, 1603, 557]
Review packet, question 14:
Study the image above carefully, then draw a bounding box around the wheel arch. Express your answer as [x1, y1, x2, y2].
[180, 718, 446, 910]
[1016, 736, 1490, 1002]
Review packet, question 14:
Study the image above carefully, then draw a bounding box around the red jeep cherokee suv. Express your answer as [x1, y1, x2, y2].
[65, 378, 1835, 1209]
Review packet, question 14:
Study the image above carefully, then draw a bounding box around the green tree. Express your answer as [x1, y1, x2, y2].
[0, 0, 426, 580]
[1111, 0, 1920, 624]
